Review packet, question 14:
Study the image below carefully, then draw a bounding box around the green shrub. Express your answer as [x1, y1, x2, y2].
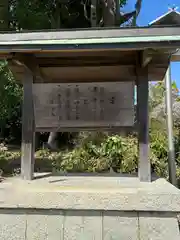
[0, 61, 22, 142]
[52, 148, 110, 173]
[0, 143, 21, 174]
[1, 131, 180, 187]
[119, 136, 138, 173]
[35, 149, 51, 159]
[149, 131, 168, 178]
[30, 133, 177, 179]
[51, 135, 143, 174]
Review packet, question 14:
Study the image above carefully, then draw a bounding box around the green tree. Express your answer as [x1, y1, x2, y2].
[150, 81, 180, 127]
[0, 61, 22, 141]
[7, 0, 143, 30]
[0, 0, 9, 30]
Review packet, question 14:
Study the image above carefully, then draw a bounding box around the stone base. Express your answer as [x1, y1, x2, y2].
[0, 175, 180, 240]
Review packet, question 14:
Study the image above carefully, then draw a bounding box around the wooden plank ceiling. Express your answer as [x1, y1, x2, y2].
[7, 49, 170, 83]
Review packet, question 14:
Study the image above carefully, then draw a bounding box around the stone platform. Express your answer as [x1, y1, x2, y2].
[0, 175, 180, 239]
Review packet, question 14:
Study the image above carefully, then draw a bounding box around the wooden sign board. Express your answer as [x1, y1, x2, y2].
[33, 82, 134, 131]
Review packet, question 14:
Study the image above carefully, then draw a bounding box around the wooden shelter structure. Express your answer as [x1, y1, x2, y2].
[0, 25, 180, 181]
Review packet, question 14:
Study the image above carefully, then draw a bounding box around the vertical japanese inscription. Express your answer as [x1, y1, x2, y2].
[66, 86, 71, 120]
[92, 86, 98, 120]
[110, 96, 115, 105]
[99, 87, 105, 120]
[49, 91, 56, 117]
[57, 85, 62, 120]
[75, 85, 80, 120]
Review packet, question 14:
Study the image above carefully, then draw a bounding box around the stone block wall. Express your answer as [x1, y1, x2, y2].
[0, 209, 179, 240]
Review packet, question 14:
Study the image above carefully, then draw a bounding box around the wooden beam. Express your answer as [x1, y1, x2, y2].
[21, 69, 35, 180]
[35, 50, 137, 58]
[8, 56, 169, 83]
[37, 56, 136, 67]
[36, 57, 168, 68]
[136, 66, 151, 182]
[36, 126, 135, 132]
[40, 65, 136, 82]
[0, 44, 179, 55]
[0, 26, 180, 43]
[12, 53, 47, 82]
[8, 65, 168, 83]
[140, 50, 153, 68]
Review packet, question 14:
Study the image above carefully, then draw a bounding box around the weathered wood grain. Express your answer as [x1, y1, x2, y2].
[8, 55, 170, 83]
[35, 126, 135, 132]
[0, 26, 180, 42]
[21, 70, 35, 180]
[33, 82, 134, 130]
[136, 67, 151, 182]
[40, 65, 136, 82]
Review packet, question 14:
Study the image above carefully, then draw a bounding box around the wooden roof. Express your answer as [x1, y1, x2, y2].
[148, 9, 180, 64]
[0, 26, 179, 83]
[0, 26, 180, 50]
[149, 9, 180, 26]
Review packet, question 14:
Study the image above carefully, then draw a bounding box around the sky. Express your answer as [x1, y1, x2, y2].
[122, 0, 180, 88]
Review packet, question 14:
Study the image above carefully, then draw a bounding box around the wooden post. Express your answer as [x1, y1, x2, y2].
[136, 67, 151, 182]
[21, 70, 35, 180]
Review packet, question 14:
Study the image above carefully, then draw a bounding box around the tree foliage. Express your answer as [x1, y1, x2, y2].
[150, 81, 180, 127]
[0, 61, 22, 141]
[3, 0, 144, 30]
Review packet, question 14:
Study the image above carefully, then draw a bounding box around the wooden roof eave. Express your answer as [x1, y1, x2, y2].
[1, 26, 179, 82]
[149, 10, 180, 25]
[0, 25, 180, 42]
[0, 26, 180, 55]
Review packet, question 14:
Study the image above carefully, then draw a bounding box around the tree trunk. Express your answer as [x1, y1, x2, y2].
[47, 132, 58, 150]
[132, 0, 142, 26]
[0, 0, 9, 30]
[101, 0, 116, 26]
